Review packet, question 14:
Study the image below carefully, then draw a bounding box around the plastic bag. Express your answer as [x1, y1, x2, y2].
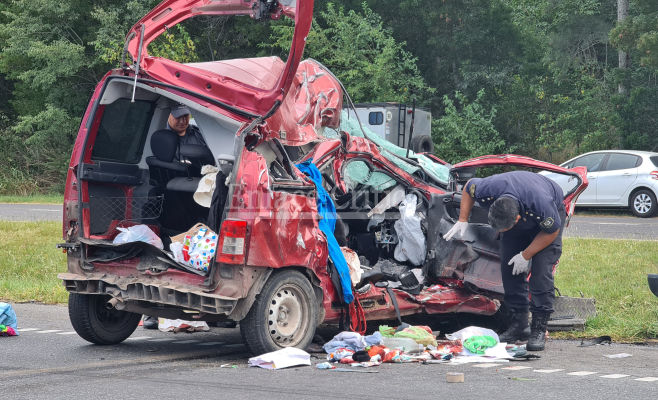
[463, 335, 498, 354]
[193, 165, 219, 208]
[112, 225, 163, 249]
[393, 194, 426, 266]
[341, 247, 363, 285]
[445, 326, 500, 343]
[392, 325, 437, 347]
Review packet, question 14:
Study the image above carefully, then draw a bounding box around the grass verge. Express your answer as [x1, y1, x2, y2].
[0, 194, 63, 204]
[0, 221, 656, 341]
[553, 238, 658, 341]
[0, 221, 67, 303]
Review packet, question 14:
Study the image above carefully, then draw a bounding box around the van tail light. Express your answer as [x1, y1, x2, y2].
[651, 171, 658, 180]
[217, 219, 247, 264]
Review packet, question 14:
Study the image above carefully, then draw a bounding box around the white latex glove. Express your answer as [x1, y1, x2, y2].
[508, 252, 530, 275]
[444, 221, 468, 241]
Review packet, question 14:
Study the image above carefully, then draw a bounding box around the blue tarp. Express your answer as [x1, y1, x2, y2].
[296, 160, 354, 304]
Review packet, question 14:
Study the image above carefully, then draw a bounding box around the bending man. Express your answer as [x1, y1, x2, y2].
[444, 170, 565, 351]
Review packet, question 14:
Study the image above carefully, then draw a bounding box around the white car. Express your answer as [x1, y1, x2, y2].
[543, 150, 658, 217]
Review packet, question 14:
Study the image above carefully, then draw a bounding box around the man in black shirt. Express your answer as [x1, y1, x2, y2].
[167, 104, 208, 163]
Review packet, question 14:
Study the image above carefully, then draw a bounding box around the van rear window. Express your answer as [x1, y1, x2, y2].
[91, 99, 155, 163]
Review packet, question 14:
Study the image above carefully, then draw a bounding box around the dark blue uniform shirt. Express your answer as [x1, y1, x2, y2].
[465, 171, 565, 233]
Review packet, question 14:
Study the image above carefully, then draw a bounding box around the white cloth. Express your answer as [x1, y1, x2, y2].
[248, 347, 311, 369]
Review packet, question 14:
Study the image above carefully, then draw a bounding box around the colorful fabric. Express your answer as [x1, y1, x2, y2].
[0, 324, 17, 336]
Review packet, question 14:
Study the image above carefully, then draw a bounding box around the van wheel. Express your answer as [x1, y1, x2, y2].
[409, 136, 434, 153]
[68, 293, 141, 345]
[240, 270, 318, 355]
[629, 189, 657, 218]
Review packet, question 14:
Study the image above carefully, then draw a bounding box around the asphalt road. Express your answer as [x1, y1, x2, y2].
[2, 203, 657, 240]
[1, 303, 657, 400]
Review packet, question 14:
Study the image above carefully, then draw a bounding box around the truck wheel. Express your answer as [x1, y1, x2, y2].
[68, 293, 141, 345]
[240, 270, 318, 355]
[629, 189, 657, 218]
[410, 135, 434, 153]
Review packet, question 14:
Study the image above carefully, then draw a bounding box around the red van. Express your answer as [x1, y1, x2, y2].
[58, 0, 588, 355]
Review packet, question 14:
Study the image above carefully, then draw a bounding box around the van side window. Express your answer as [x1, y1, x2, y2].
[91, 99, 155, 163]
[368, 111, 384, 125]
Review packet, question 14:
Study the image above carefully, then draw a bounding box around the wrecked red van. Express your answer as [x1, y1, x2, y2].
[58, 0, 588, 355]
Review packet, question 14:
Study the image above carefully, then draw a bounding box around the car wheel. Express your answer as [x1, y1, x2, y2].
[68, 293, 141, 345]
[240, 270, 318, 355]
[629, 189, 657, 218]
[409, 135, 434, 153]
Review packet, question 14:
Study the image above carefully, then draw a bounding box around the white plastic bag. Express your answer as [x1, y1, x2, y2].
[445, 326, 500, 343]
[113, 225, 163, 249]
[341, 247, 363, 285]
[193, 165, 219, 207]
[393, 194, 426, 266]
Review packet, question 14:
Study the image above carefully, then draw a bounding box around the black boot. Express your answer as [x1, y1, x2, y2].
[498, 311, 530, 343]
[527, 312, 551, 351]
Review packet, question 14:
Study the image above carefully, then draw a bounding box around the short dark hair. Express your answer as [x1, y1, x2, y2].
[488, 196, 519, 231]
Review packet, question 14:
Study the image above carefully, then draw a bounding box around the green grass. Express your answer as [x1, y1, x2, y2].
[0, 221, 68, 303]
[0, 221, 656, 341]
[0, 194, 63, 204]
[554, 238, 658, 341]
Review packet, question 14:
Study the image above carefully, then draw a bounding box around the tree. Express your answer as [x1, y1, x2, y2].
[268, 2, 434, 104]
[0, 0, 197, 192]
[432, 89, 505, 163]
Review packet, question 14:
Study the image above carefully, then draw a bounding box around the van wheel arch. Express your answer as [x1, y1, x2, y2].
[240, 269, 318, 355]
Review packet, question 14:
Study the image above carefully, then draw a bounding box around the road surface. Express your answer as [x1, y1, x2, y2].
[1, 303, 656, 400]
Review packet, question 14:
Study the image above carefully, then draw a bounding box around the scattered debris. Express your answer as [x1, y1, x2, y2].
[578, 336, 612, 347]
[248, 347, 311, 370]
[0, 302, 18, 336]
[603, 353, 632, 359]
[446, 372, 464, 383]
[158, 318, 209, 333]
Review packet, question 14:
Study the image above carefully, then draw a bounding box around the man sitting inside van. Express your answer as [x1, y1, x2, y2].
[167, 104, 208, 162]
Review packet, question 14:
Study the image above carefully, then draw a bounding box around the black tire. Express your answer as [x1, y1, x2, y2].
[240, 270, 318, 355]
[629, 189, 657, 218]
[68, 293, 141, 345]
[409, 135, 434, 153]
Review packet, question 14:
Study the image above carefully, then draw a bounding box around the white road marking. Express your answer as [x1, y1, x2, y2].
[501, 366, 532, 371]
[29, 208, 59, 212]
[56, 331, 78, 335]
[37, 330, 62, 334]
[197, 341, 225, 346]
[568, 371, 598, 376]
[16, 328, 40, 332]
[125, 336, 152, 341]
[600, 374, 630, 379]
[473, 364, 502, 368]
[174, 340, 201, 344]
[635, 377, 658, 382]
[534, 369, 564, 373]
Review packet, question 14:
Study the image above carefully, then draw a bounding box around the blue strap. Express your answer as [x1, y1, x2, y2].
[296, 160, 353, 304]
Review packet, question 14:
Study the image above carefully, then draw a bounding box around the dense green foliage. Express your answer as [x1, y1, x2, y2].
[0, 0, 656, 192]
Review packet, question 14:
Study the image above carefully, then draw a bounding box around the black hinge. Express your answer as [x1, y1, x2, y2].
[56, 243, 80, 252]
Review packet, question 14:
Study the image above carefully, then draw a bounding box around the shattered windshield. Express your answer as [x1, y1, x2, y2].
[326, 110, 450, 187]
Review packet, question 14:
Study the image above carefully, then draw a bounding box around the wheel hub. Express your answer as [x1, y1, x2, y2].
[267, 286, 306, 346]
[634, 193, 652, 214]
